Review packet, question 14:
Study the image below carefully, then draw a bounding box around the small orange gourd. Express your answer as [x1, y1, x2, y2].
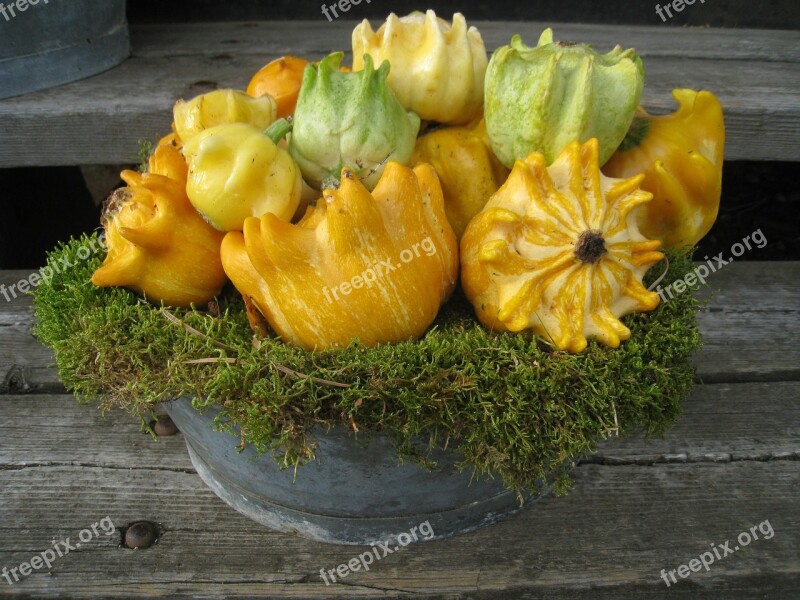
[246, 56, 310, 118]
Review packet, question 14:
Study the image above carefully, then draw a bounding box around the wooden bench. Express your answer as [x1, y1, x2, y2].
[1, 20, 798, 599]
[0, 21, 798, 167]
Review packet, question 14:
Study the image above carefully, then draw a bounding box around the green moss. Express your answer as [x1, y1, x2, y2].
[137, 139, 155, 173]
[32, 233, 702, 495]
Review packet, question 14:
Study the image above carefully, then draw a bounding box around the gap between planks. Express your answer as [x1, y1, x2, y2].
[1, 380, 798, 470]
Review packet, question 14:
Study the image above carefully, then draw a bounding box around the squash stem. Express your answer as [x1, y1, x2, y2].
[575, 230, 607, 264]
[264, 117, 293, 145]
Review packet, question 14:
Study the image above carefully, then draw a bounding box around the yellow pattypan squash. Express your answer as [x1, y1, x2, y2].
[91, 167, 227, 307]
[147, 132, 187, 182]
[181, 120, 302, 232]
[352, 10, 487, 124]
[603, 89, 725, 249]
[461, 138, 664, 353]
[221, 162, 459, 350]
[410, 118, 509, 240]
[173, 88, 277, 143]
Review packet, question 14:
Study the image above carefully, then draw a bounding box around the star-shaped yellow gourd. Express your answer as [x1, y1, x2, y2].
[461, 138, 664, 353]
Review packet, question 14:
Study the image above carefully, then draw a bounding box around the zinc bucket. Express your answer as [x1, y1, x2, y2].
[165, 397, 552, 545]
[0, 0, 129, 99]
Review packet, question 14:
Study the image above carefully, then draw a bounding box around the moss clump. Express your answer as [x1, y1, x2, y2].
[32, 233, 701, 495]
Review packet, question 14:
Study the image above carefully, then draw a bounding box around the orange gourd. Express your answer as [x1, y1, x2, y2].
[221, 162, 458, 350]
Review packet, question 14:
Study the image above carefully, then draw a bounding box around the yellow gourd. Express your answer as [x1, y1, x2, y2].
[172, 88, 277, 143]
[461, 138, 664, 353]
[603, 89, 725, 249]
[91, 135, 227, 307]
[410, 119, 509, 240]
[181, 121, 302, 232]
[220, 162, 459, 350]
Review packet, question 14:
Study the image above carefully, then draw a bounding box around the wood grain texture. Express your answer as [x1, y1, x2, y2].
[591, 380, 800, 463]
[0, 22, 798, 167]
[0, 461, 796, 598]
[0, 396, 193, 471]
[127, 21, 800, 62]
[1, 380, 797, 470]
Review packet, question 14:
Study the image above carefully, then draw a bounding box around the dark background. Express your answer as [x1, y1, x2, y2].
[1, 1, 798, 269]
[125, 0, 800, 29]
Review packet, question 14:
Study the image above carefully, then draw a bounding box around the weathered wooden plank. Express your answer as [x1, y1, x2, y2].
[129, 21, 800, 63]
[0, 462, 796, 598]
[0, 272, 35, 325]
[0, 268, 59, 392]
[693, 260, 800, 312]
[0, 270, 69, 393]
[689, 260, 800, 382]
[1, 380, 796, 470]
[693, 311, 800, 383]
[0, 55, 794, 164]
[0, 322, 60, 394]
[2, 263, 797, 392]
[0, 396, 193, 471]
[0, 22, 797, 167]
[592, 381, 800, 462]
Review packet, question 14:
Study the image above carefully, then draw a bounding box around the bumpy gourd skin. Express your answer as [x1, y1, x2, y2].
[352, 10, 488, 125]
[221, 162, 459, 350]
[182, 122, 302, 232]
[289, 52, 420, 191]
[91, 136, 227, 307]
[461, 138, 664, 354]
[410, 119, 509, 240]
[603, 89, 725, 249]
[173, 88, 277, 143]
[484, 28, 644, 168]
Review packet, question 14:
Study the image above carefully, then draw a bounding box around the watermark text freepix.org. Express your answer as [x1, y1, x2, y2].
[655, 0, 708, 22]
[660, 519, 774, 587]
[321, 0, 371, 22]
[656, 228, 766, 303]
[0, 0, 49, 23]
[319, 520, 434, 585]
[0, 233, 105, 304]
[2, 516, 115, 585]
[322, 236, 437, 304]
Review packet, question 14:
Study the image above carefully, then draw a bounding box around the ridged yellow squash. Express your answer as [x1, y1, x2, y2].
[461, 138, 664, 353]
[221, 162, 459, 350]
[92, 135, 227, 307]
[603, 89, 725, 249]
